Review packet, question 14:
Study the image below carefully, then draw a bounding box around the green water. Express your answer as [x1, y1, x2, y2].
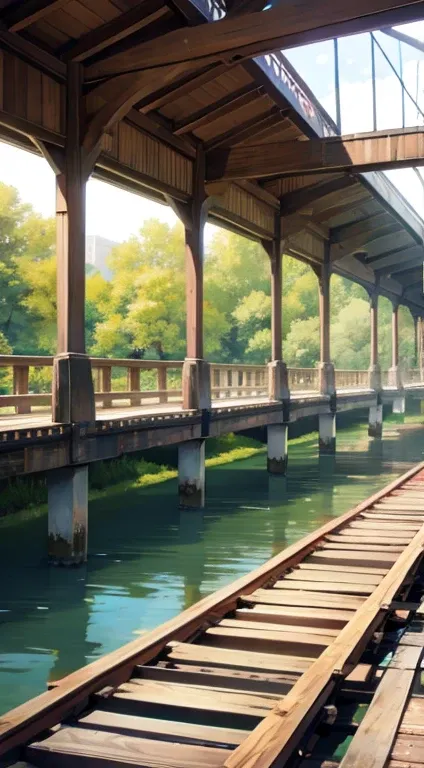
[0, 417, 423, 714]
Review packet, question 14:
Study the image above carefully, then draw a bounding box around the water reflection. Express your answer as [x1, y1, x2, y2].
[0, 418, 423, 713]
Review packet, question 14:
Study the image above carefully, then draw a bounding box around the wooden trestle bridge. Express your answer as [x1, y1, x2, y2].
[2, 462, 424, 767]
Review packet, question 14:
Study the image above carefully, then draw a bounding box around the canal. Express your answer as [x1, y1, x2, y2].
[0, 416, 423, 715]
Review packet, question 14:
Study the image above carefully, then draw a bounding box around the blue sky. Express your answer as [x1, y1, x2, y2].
[0, 20, 424, 241]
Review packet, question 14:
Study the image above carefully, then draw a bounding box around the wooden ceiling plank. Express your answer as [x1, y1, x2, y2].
[375, 250, 424, 275]
[3, 0, 68, 31]
[136, 63, 228, 113]
[207, 128, 424, 181]
[85, 0, 424, 79]
[0, 23, 66, 78]
[174, 84, 261, 135]
[126, 107, 195, 158]
[330, 212, 393, 244]
[331, 223, 403, 258]
[63, 0, 169, 62]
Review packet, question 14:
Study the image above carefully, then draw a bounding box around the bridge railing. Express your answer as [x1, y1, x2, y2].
[1, 357, 423, 415]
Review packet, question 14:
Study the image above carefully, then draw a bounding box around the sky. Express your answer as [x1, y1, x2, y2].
[1, 20, 424, 241]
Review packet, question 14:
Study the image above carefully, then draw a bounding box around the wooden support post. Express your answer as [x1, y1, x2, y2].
[316, 244, 335, 397]
[178, 439, 205, 508]
[47, 465, 88, 565]
[158, 366, 167, 403]
[39, 63, 97, 424]
[389, 301, 402, 389]
[418, 316, 424, 381]
[13, 365, 30, 414]
[368, 288, 381, 391]
[170, 150, 211, 411]
[262, 217, 289, 404]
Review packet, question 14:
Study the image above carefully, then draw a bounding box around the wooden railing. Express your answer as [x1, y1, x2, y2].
[1, 357, 423, 415]
[288, 367, 319, 392]
[334, 369, 370, 390]
[211, 363, 268, 400]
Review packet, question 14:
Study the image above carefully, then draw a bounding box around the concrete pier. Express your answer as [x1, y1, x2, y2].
[267, 423, 288, 475]
[368, 403, 383, 438]
[393, 395, 406, 414]
[178, 439, 205, 508]
[47, 466, 88, 565]
[319, 412, 336, 454]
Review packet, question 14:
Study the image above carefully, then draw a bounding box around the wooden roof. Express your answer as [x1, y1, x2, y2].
[0, 0, 423, 313]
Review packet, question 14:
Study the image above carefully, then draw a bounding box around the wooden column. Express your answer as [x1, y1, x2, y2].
[262, 216, 289, 403]
[317, 243, 335, 397]
[170, 150, 211, 411]
[417, 316, 424, 379]
[13, 365, 29, 414]
[40, 63, 96, 424]
[368, 288, 381, 391]
[389, 300, 402, 389]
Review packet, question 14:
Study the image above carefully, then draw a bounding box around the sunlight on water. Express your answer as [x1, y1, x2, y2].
[0, 417, 423, 713]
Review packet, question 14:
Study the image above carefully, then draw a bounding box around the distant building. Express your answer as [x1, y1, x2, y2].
[86, 235, 118, 280]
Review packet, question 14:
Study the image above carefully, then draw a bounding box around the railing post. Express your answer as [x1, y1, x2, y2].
[158, 365, 167, 403]
[13, 364, 30, 414]
[100, 365, 112, 408]
[128, 366, 141, 406]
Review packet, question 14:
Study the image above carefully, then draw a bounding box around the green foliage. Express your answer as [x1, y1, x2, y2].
[0, 179, 418, 375]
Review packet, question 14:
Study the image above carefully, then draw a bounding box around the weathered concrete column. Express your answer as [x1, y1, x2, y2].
[388, 301, 402, 389]
[48, 466, 88, 565]
[48, 64, 95, 424]
[263, 230, 289, 404]
[267, 423, 288, 475]
[368, 289, 381, 391]
[178, 439, 205, 508]
[317, 246, 335, 397]
[368, 403, 383, 438]
[393, 394, 406, 414]
[319, 412, 336, 454]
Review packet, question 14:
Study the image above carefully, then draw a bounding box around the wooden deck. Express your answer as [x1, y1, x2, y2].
[2, 463, 424, 767]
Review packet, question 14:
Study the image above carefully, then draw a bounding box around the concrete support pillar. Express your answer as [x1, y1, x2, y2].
[393, 395, 406, 414]
[368, 289, 381, 391]
[263, 223, 289, 404]
[178, 439, 205, 508]
[317, 246, 335, 396]
[267, 423, 288, 475]
[319, 412, 336, 454]
[51, 64, 95, 424]
[48, 466, 88, 565]
[388, 302, 402, 389]
[368, 402, 383, 438]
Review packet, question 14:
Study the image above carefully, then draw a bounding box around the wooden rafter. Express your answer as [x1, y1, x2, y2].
[207, 127, 424, 181]
[85, 0, 424, 79]
[281, 177, 357, 216]
[206, 109, 286, 150]
[2, 0, 68, 32]
[136, 63, 228, 113]
[373, 246, 424, 273]
[173, 85, 262, 135]
[330, 212, 393, 244]
[62, 0, 169, 62]
[330, 223, 403, 261]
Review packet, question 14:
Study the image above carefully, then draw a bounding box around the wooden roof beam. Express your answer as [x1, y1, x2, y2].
[135, 63, 228, 113]
[62, 0, 169, 62]
[85, 0, 424, 79]
[173, 85, 262, 135]
[2, 0, 68, 32]
[207, 127, 424, 181]
[330, 212, 393, 244]
[206, 109, 287, 150]
[330, 223, 403, 261]
[373, 246, 424, 274]
[281, 176, 357, 217]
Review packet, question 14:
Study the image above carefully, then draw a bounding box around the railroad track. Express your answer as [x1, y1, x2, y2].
[2, 463, 424, 768]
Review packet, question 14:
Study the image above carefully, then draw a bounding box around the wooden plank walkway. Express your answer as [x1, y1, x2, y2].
[2, 463, 424, 767]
